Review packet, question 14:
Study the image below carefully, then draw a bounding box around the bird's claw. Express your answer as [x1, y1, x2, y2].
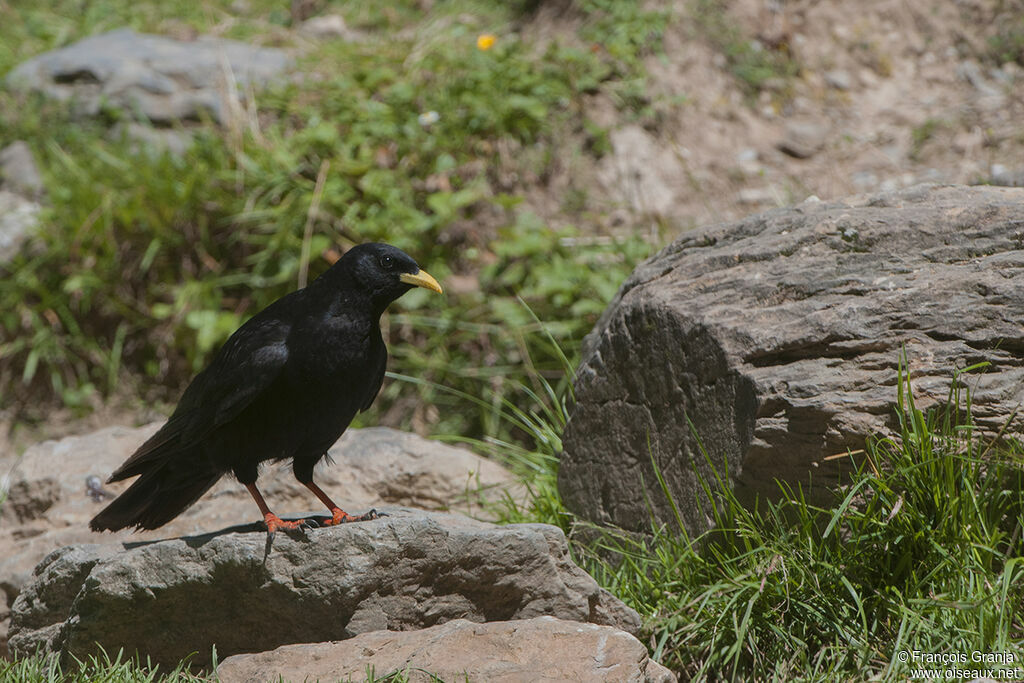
[264, 513, 309, 535]
[263, 514, 315, 559]
[321, 508, 386, 526]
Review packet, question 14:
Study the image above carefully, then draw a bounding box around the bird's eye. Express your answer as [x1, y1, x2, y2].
[379, 255, 394, 269]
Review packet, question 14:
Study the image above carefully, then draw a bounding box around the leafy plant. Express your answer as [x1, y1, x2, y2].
[0, 0, 659, 442]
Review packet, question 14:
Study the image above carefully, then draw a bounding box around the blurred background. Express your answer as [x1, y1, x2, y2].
[1, 0, 1022, 451]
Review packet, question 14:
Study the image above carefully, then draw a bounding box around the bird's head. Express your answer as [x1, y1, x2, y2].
[331, 243, 442, 311]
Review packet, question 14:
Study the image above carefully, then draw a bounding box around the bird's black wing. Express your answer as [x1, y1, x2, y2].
[108, 313, 292, 482]
[360, 342, 387, 413]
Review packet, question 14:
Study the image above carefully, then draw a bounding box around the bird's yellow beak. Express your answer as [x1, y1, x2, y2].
[400, 269, 443, 294]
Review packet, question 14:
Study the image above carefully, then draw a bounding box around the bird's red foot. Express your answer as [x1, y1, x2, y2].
[263, 512, 308, 534]
[322, 507, 384, 526]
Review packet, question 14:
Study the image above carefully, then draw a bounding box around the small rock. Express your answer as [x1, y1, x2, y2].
[0, 190, 41, 264]
[736, 148, 761, 175]
[597, 125, 684, 217]
[858, 68, 879, 86]
[299, 14, 362, 41]
[879, 177, 900, 192]
[1000, 61, 1022, 81]
[957, 60, 1001, 98]
[0, 142, 44, 198]
[738, 187, 776, 205]
[777, 120, 828, 159]
[990, 65, 1016, 85]
[217, 617, 676, 683]
[990, 165, 1024, 187]
[823, 69, 852, 91]
[917, 168, 946, 183]
[852, 171, 878, 191]
[112, 123, 194, 158]
[736, 148, 758, 164]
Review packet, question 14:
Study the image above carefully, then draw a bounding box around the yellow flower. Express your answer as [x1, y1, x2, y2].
[477, 34, 496, 51]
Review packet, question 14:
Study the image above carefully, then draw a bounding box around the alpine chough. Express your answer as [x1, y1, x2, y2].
[89, 243, 442, 535]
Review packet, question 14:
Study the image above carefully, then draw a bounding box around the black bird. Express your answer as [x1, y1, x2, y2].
[90, 243, 442, 535]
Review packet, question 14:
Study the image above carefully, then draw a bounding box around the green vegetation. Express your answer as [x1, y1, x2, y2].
[498, 360, 1024, 681]
[988, 17, 1024, 66]
[5, 1, 1020, 681]
[692, 0, 800, 97]
[0, 0, 667, 442]
[6, 361, 1021, 683]
[0, 648, 451, 682]
[0, 648, 209, 682]
[909, 117, 943, 161]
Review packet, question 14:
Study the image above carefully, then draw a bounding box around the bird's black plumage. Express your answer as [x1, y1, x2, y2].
[89, 243, 442, 533]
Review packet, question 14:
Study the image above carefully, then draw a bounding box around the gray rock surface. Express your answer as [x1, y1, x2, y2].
[8, 511, 640, 668]
[777, 120, 828, 159]
[6, 28, 292, 124]
[560, 184, 1024, 535]
[823, 69, 853, 91]
[216, 616, 675, 683]
[0, 424, 519, 657]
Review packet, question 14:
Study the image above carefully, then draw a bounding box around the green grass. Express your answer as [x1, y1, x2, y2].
[445, 337, 1024, 679]
[0, 0, 665, 441]
[987, 16, 1024, 66]
[0, 648, 210, 682]
[7, 2, 1019, 681]
[691, 0, 800, 97]
[499, 360, 1024, 680]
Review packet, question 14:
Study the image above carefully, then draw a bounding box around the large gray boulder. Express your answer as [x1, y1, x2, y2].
[8, 511, 639, 668]
[0, 424, 519, 657]
[560, 184, 1024, 535]
[216, 616, 675, 683]
[6, 28, 292, 125]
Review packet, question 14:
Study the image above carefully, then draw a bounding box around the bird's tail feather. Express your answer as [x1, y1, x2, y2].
[89, 462, 223, 532]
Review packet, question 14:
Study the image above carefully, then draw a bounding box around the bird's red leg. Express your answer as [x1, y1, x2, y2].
[303, 481, 380, 525]
[245, 483, 305, 533]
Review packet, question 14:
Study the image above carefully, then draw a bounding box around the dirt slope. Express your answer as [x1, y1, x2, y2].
[582, 0, 1024, 229]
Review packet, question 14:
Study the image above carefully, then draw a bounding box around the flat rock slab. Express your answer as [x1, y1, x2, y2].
[8, 511, 640, 668]
[216, 616, 675, 683]
[6, 28, 292, 124]
[0, 425, 518, 657]
[561, 184, 1024, 535]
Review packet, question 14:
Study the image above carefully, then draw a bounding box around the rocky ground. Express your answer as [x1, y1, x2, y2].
[0, 425, 519, 657]
[583, 0, 1024, 230]
[0, 424, 674, 680]
[2, 0, 1023, 678]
